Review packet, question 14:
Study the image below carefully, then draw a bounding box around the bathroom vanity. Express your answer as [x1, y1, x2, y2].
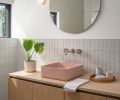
[8, 71, 120, 100]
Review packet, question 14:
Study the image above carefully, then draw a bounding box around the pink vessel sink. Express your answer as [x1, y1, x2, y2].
[41, 62, 83, 81]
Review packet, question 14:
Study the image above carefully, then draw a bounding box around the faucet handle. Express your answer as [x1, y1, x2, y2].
[76, 49, 82, 54]
[64, 48, 69, 55]
[71, 49, 75, 54]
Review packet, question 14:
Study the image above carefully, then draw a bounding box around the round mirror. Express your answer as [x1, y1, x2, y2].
[49, 0, 101, 33]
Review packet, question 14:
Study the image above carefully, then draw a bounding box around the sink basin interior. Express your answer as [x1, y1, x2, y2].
[43, 62, 80, 69]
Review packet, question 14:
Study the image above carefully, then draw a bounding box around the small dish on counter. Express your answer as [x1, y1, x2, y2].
[90, 73, 116, 83]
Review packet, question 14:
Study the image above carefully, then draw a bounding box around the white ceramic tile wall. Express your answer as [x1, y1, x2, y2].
[18, 39, 120, 77]
[0, 38, 18, 100]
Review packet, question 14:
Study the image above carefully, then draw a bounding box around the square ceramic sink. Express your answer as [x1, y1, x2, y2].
[41, 62, 83, 81]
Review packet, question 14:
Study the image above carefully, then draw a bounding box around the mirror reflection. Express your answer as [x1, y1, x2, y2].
[49, 0, 101, 33]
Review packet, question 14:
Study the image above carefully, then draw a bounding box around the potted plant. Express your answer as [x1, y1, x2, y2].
[23, 39, 44, 72]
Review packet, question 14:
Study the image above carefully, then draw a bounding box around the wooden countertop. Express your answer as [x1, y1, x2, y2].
[9, 70, 120, 98]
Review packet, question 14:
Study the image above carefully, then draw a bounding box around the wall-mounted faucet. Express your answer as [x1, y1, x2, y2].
[64, 48, 82, 55]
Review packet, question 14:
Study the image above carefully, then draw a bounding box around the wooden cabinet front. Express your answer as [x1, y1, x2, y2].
[65, 92, 106, 100]
[33, 83, 64, 100]
[8, 78, 33, 100]
[107, 98, 119, 100]
[8, 78, 119, 100]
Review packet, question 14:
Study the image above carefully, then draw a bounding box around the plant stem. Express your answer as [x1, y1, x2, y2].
[29, 51, 34, 61]
[26, 52, 30, 61]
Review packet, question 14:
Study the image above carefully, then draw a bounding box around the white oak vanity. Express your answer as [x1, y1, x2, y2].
[8, 71, 120, 100]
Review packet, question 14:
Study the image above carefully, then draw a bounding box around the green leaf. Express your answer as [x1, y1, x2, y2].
[23, 39, 33, 52]
[39, 42, 44, 47]
[39, 47, 44, 54]
[34, 42, 44, 54]
[34, 42, 40, 53]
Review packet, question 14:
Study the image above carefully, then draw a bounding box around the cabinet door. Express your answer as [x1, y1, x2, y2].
[8, 78, 33, 100]
[65, 92, 106, 100]
[33, 83, 64, 100]
[107, 98, 118, 100]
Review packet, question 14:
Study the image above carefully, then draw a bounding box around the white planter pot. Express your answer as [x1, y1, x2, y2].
[24, 60, 36, 72]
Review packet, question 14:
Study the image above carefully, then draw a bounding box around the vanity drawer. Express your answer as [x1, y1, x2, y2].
[65, 92, 106, 100]
[33, 83, 64, 100]
[8, 78, 33, 100]
[107, 98, 118, 100]
[9, 78, 64, 100]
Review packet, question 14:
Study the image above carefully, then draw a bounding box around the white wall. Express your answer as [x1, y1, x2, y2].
[12, 0, 120, 39]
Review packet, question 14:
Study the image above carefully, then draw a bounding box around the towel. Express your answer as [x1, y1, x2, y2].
[64, 78, 89, 92]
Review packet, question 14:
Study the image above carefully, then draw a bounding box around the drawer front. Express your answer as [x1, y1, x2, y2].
[8, 78, 33, 100]
[33, 83, 64, 100]
[65, 92, 106, 100]
[107, 98, 119, 100]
